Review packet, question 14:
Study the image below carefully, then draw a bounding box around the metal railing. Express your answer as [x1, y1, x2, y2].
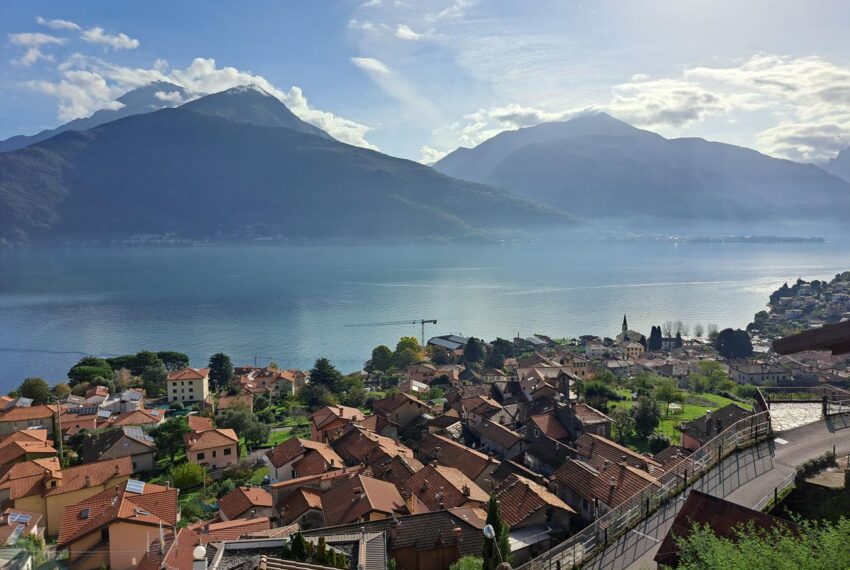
[518, 410, 772, 570]
[753, 471, 796, 512]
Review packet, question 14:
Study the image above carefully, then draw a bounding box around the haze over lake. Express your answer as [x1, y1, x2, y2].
[1, 241, 849, 389]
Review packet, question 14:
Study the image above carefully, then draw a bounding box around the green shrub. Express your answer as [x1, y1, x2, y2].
[169, 462, 205, 490]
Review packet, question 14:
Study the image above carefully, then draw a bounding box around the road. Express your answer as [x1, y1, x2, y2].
[582, 413, 850, 570]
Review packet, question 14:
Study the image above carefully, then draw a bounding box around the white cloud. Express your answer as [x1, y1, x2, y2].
[35, 16, 81, 31]
[395, 24, 422, 41]
[9, 32, 66, 66]
[14, 48, 54, 66]
[154, 90, 184, 104]
[25, 55, 376, 149]
[419, 145, 448, 164]
[81, 27, 140, 50]
[351, 57, 390, 75]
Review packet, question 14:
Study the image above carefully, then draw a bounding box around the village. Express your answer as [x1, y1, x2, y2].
[0, 300, 848, 570]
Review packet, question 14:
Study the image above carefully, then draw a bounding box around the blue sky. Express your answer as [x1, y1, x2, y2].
[2, 0, 850, 163]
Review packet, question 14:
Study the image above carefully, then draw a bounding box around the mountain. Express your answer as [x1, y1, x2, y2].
[0, 86, 572, 245]
[0, 82, 189, 153]
[823, 147, 850, 183]
[434, 113, 850, 223]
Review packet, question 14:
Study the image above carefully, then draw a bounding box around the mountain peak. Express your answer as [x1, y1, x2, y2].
[179, 86, 332, 139]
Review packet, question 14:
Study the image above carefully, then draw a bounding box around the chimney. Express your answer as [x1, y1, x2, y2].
[85, 475, 92, 488]
[609, 476, 616, 487]
[114, 463, 120, 475]
[602, 459, 611, 471]
[715, 418, 722, 433]
[462, 484, 470, 497]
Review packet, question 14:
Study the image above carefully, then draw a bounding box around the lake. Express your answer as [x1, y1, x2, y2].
[1, 241, 849, 390]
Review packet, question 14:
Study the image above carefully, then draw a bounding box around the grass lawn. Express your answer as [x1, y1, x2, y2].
[608, 390, 749, 451]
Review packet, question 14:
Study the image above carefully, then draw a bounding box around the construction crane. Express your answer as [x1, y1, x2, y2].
[345, 319, 437, 347]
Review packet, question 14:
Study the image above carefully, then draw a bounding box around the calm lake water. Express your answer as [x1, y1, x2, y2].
[1, 241, 849, 390]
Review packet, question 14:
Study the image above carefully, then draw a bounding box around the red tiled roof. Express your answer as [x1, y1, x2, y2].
[475, 421, 523, 450]
[45, 457, 133, 497]
[187, 415, 214, 433]
[57, 480, 178, 547]
[265, 437, 342, 470]
[494, 474, 574, 527]
[0, 405, 58, 423]
[574, 433, 661, 471]
[269, 465, 366, 492]
[166, 367, 210, 381]
[108, 408, 163, 427]
[0, 430, 57, 466]
[218, 486, 272, 520]
[553, 459, 658, 508]
[574, 403, 612, 426]
[530, 413, 571, 440]
[417, 433, 499, 481]
[332, 425, 415, 466]
[184, 428, 238, 452]
[320, 475, 407, 526]
[310, 405, 365, 430]
[404, 465, 489, 511]
[280, 487, 325, 525]
[372, 392, 429, 416]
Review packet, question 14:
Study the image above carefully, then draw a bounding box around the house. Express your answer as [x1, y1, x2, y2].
[218, 485, 274, 521]
[0, 508, 43, 545]
[403, 464, 489, 511]
[621, 342, 645, 360]
[99, 389, 144, 415]
[165, 367, 210, 404]
[186, 414, 214, 433]
[184, 428, 239, 470]
[320, 475, 408, 526]
[0, 457, 133, 537]
[265, 437, 342, 482]
[400, 378, 430, 395]
[331, 425, 417, 467]
[0, 404, 58, 437]
[217, 393, 254, 415]
[585, 343, 607, 359]
[553, 458, 658, 520]
[427, 335, 469, 355]
[728, 361, 791, 385]
[474, 421, 526, 460]
[416, 433, 500, 488]
[677, 404, 753, 451]
[574, 433, 662, 473]
[105, 407, 164, 429]
[303, 509, 486, 570]
[654, 490, 799, 567]
[80, 427, 157, 473]
[0, 430, 57, 468]
[552, 403, 613, 439]
[373, 393, 431, 428]
[309, 405, 365, 442]
[616, 315, 645, 345]
[57, 479, 178, 570]
[60, 406, 101, 437]
[84, 385, 110, 406]
[529, 413, 571, 442]
[407, 363, 438, 384]
[493, 474, 575, 563]
[278, 487, 326, 528]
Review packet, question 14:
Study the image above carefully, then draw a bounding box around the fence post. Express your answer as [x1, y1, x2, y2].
[774, 486, 778, 507]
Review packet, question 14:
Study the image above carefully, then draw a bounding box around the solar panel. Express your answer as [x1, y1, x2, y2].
[6, 524, 24, 544]
[98, 410, 112, 418]
[73, 406, 98, 416]
[15, 398, 33, 408]
[8, 513, 31, 524]
[126, 479, 146, 494]
[150, 410, 160, 416]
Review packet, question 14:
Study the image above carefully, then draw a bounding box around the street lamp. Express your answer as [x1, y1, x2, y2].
[483, 524, 504, 563]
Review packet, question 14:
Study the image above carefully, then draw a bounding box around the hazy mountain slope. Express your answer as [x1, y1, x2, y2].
[433, 113, 850, 222]
[823, 148, 850, 183]
[0, 82, 188, 153]
[0, 89, 572, 244]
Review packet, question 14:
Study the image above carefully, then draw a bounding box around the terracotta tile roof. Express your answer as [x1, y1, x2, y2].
[461, 396, 502, 416]
[494, 474, 575, 527]
[653, 445, 692, 470]
[320, 475, 407, 526]
[530, 413, 570, 441]
[280, 487, 325, 525]
[269, 465, 366, 492]
[57, 479, 178, 547]
[573, 403, 612, 426]
[372, 392, 429, 416]
[369, 454, 423, 488]
[0, 457, 62, 499]
[107, 408, 163, 427]
[184, 428, 238, 452]
[0, 404, 58, 423]
[80, 427, 155, 463]
[417, 433, 499, 481]
[187, 415, 214, 432]
[166, 367, 210, 381]
[553, 459, 658, 508]
[404, 465, 489, 511]
[293, 449, 337, 476]
[310, 405, 365, 430]
[475, 421, 523, 450]
[218, 486, 273, 520]
[575, 433, 661, 471]
[45, 457, 133, 497]
[266, 437, 342, 470]
[0, 431, 57, 466]
[332, 425, 416, 466]
[86, 385, 110, 398]
[655, 490, 799, 567]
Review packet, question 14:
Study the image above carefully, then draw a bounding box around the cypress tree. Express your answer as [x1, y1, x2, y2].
[482, 496, 511, 569]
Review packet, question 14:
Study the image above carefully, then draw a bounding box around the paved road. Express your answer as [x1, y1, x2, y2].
[582, 413, 850, 570]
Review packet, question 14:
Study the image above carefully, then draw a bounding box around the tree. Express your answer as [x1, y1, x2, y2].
[218, 409, 269, 449]
[662, 321, 674, 337]
[693, 323, 705, 338]
[157, 351, 190, 371]
[632, 396, 661, 439]
[254, 395, 269, 411]
[463, 337, 485, 363]
[299, 383, 336, 411]
[209, 353, 234, 391]
[491, 338, 515, 358]
[151, 417, 190, 461]
[169, 462, 205, 490]
[648, 326, 662, 351]
[707, 323, 719, 339]
[713, 329, 753, 359]
[675, 519, 850, 570]
[368, 345, 394, 372]
[654, 379, 683, 416]
[450, 557, 483, 570]
[484, 349, 505, 370]
[130, 350, 165, 376]
[309, 358, 344, 392]
[15, 534, 46, 566]
[648, 433, 671, 454]
[430, 346, 451, 365]
[610, 407, 635, 443]
[579, 380, 618, 411]
[142, 364, 168, 397]
[482, 496, 510, 570]
[17, 377, 51, 404]
[51, 382, 71, 400]
[289, 531, 309, 561]
[689, 360, 732, 394]
[344, 384, 367, 408]
[68, 356, 113, 385]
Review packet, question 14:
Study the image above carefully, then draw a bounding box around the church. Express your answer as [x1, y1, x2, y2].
[616, 315, 646, 345]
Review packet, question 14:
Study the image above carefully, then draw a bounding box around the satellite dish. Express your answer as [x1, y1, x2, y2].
[483, 524, 495, 540]
[193, 545, 206, 560]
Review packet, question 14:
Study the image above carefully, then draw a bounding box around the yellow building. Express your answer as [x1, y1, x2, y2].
[166, 367, 211, 404]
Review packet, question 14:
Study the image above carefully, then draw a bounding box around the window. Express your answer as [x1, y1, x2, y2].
[291, 470, 297, 478]
[197, 452, 205, 460]
[212, 450, 217, 458]
[224, 448, 232, 456]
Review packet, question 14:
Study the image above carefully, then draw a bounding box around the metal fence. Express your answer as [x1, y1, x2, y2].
[518, 411, 772, 570]
[752, 471, 796, 512]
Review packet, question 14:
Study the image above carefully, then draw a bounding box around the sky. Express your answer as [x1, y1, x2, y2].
[2, 0, 850, 164]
